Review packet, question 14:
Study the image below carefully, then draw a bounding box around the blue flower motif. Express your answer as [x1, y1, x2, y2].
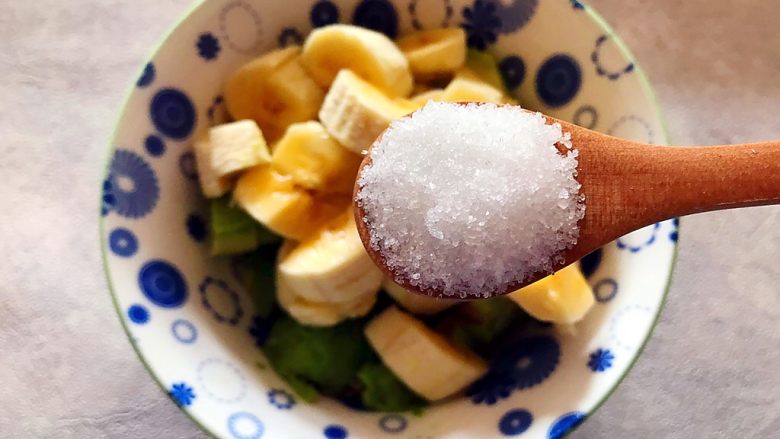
[109, 228, 138, 257]
[101, 178, 115, 216]
[249, 315, 272, 347]
[379, 414, 407, 433]
[108, 149, 159, 218]
[499, 55, 525, 89]
[616, 222, 660, 252]
[323, 424, 348, 439]
[588, 348, 614, 372]
[593, 278, 618, 303]
[268, 388, 296, 410]
[495, 0, 538, 34]
[137, 62, 155, 88]
[169, 382, 196, 407]
[197, 32, 221, 61]
[536, 54, 582, 108]
[171, 319, 198, 344]
[462, 0, 501, 50]
[353, 0, 399, 38]
[591, 35, 634, 80]
[278, 27, 304, 48]
[150, 88, 196, 140]
[499, 409, 533, 436]
[571, 0, 585, 9]
[311, 0, 340, 28]
[228, 412, 264, 439]
[467, 368, 517, 405]
[579, 247, 602, 278]
[186, 214, 207, 242]
[139, 260, 188, 308]
[144, 135, 165, 157]
[510, 335, 561, 389]
[199, 276, 243, 325]
[179, 151, 198, 180]
[127, 304, 149, 324]
[548, 412, 585, 439]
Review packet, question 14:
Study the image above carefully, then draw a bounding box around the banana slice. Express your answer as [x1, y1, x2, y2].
[365, 306, 487, 401]
[277, 242, 377, 326]
[442, 72, 505, 104]
[271, 121, 362, 195]
[302, 24, 413, 97]
[194, 139, 232, 198]
[225, 47, 324, 141]
[233, 166, 346, 241]
[208, 120, 271, 178]
[396, 28, 467, 78]
[507, 263, 595, 324]
[382, 278, 459, 315]
[278, 208, 383, 304]
[410, 89, 446, 107]
[319, 69, 416, 154]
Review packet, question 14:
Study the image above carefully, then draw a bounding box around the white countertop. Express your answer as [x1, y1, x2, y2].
[0, 0, 777, 437]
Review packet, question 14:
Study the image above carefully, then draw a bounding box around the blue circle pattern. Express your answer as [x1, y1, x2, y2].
[548, 412, 585, 439]
[311, 1, 340, 28]
[536, 54, 582, 108]
[587, 348, 614, 372]
[137, 63, 155, 88]
[150, 88, 196, 140]
[499, 55, 525, 89]
[461, 0, 501, 50]
[573, 105, 598, 129]
[228, 412, 264, 439]
[179, 151, 198, 180]
[379, 414, 407, 433]
[616, 223, 659, 253]
[144, 135, 165, 157]
[186, 214, 207, 242]
[352, 0, 398, 38]
[197, 32, 221, 61]
[127, 304, 150, 324]
[101, 178, 115, 216]
[278, 27, 303, 47]
[593, 278, 618, 303]
[324, 425, 348, 439]
[591, 35, 634, 81]
[199, 276, 243, 325]
[109, 228, 138, 257]
[670, 218, 679, 242]
[169, 382, 196, 407]
[495, 0, 538, 34]
[571, 0, 585, 9]
[268, 389, 296, 410]
[171, 319, 198, 344]
[139, 260, 188, 308]
[108, 149, 159, 218]
[499, 409, 533, 436]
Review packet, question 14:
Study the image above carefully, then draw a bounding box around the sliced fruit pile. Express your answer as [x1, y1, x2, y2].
[194, 24, 596, 411]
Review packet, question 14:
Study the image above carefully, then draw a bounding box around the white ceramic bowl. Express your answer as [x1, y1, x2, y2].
[100, 1, 677, 437]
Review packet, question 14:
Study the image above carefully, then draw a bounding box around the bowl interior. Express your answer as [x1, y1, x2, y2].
[101, 1, 676, 438]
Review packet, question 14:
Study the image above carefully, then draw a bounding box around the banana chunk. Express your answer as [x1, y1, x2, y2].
[208, 120, 271, 177]
[278, 209, 383, 304]
[233, 166, 345, 240]
[319, 70, 416, 154]
[382, 278, 459, 315]
[442, 72, 505, 104]
[272, 121, 362, 195]
[397, 28, 467, 78]
[507, 263, 595, 324]
[365, 306, 487, 401]
[302, 24, 413, 97]
[194, 139, 233, 198]
[225, 47, 324, 141]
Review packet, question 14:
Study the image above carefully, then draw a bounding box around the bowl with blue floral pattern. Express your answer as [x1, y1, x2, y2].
[100, 0, 677, 437]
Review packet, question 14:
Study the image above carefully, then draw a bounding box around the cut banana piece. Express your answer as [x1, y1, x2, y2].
[397, 28, 467, 78]
[365, 306, 487, 401]
[442, 73, 505, 104]
[319, 70, 416, 154]
[233, 166, 345, 241]
[225, 47, 324, 141]
[507, 263, 595, 324]
[272, 121, 362, 195]
[277, 243, 377, 326]
[382, 278, 458, 315]
[194, 139, 232, 198]
[302, 24, 413, 97]
[410, 89, 446, 107]
[208, 120, 271, 178]
[278, 208, 383, 304]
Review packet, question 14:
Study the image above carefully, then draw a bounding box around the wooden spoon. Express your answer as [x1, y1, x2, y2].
[354, 105, 780, 298]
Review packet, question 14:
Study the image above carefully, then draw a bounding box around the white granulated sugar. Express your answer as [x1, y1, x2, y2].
[356, 102, 585, 298]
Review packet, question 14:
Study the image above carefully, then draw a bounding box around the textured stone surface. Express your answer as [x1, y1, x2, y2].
[0, 0, 777, 437]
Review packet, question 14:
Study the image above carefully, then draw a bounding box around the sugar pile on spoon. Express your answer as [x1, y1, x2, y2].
[356, 102, 585, 298]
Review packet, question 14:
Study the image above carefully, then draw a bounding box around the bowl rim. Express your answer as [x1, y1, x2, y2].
[98, 1, 677, 437]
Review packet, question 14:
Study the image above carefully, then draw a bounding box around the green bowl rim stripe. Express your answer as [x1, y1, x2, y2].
[98, 1, 678, 438]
